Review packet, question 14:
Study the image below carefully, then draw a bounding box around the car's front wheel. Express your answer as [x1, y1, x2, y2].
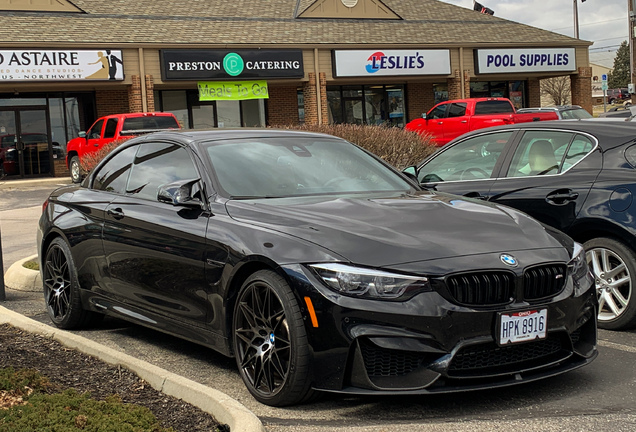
[69, 156, 81, 183]
[585, 237, 636, 330]
[43, 237, 102, 329]
[233, 270, 314, 406]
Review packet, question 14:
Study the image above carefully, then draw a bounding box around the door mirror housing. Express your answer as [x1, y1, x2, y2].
[402, 166, 418, 183]
[157, 178, 204, 208]
[78, 131, 86, 138]
[421, 113, 428, 120]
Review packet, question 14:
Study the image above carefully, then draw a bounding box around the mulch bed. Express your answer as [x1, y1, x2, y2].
[0, 323, 225, 432]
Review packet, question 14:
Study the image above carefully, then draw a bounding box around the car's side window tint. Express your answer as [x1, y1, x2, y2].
[506, 131, 574, 178]
[127, 142, 199, 201]
[560, 135, 594, 171]
[92, 145, 138, 194]
[428, 104, 447, 119]
[103, 118, 118, 139]
[447, 103, 467, 118]
[417, 131, 514, 183]
[88, 120, 104, 140]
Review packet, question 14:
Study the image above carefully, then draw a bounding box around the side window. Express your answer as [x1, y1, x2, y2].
[474, 101, 514, 115]
[506, 131, 575, 177]
[92, 145, 138, 194]
[103, 118, 118, 139]
[418, 131, 514, 183]
[428, 104, 448, 119]
[447, 103, 467, 118]
[126, 142, 198, 201]
[88, 119, 104, 140]
[560, 134, 594, 171]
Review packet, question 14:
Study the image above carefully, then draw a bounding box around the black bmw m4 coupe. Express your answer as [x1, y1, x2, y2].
[38, 129, 597, 406]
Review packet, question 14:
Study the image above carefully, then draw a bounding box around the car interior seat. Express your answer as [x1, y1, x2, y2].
[528, 140, 558, 175]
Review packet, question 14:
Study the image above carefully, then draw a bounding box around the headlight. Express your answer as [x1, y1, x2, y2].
[309, 263, 430, 300]
[568, 242, 593, 297]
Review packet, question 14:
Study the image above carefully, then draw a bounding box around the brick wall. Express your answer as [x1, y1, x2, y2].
[406, 82, 435, 122]
[95, 89, 129, 117]
[145, 75, 155, 112]
[53, 159, 70, 177]
[303, 73, 318, 125]
[129, 75, 142, 113]
[571, 68, 593, 114]
[319, 72, 328, 123]
[267, 86, 299, 126]
[527, 78, 542, 107]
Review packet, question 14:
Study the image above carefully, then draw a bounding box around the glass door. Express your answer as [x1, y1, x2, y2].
[0, 108, 51, 178]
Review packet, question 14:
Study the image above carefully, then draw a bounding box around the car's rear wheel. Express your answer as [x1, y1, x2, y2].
[69, 156, 81, 183]
[585, 238, 636, 330]
[43, 237, 102, 329]
[232, 270, 314, 406]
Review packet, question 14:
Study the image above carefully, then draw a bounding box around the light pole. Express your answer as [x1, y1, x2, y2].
[574, 0, 580, 39]
[0, 225, 5, 301]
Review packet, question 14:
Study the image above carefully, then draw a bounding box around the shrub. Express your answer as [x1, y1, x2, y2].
[274, 123, 436, 170]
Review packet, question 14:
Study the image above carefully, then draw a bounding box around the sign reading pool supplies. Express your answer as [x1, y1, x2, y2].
[475, 48, 576, 74]
[198, 80, 269, 101]
[333, 50, 451, 77]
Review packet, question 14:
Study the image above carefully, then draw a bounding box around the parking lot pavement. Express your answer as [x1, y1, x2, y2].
[2, 178, 636, 431]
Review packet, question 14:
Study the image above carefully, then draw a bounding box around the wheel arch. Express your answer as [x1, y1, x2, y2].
[66, 150, 79, 168]
[567, 218, 636, 253]
[39, 229, 68, 268]
[224, 256, 293, 356]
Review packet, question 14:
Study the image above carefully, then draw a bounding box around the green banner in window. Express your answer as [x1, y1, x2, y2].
[198, 80, 269, 101]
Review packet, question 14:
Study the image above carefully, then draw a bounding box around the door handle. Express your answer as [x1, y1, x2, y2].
[437, 121, 443, 125]
[461, 120, 468, 123]
[94, 143, 99, 147]
[546, 190, 579, 205]
[463, 191, 487, 200]
[107, 208, 125, 220]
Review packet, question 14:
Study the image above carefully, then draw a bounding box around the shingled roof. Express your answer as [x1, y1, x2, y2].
[0, 0, 589, 47]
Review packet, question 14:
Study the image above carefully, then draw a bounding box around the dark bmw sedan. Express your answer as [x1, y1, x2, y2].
[412, 120, 636, 331]
[38, 129, 597, 406]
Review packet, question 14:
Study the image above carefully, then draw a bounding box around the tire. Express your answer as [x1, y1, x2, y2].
[43, 237, 103, 329]
[69, 155, 81, 183]
[585, 238, 636, 330]
[232, 270, 314, 406]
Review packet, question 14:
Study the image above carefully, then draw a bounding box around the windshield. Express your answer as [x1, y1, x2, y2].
[203, 137, 413, 198]
[561, 108, 593, 119]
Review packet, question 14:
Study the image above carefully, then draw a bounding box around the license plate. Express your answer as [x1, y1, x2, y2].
[499, 309, 547, 345]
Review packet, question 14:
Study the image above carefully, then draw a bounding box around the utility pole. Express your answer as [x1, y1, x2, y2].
[0, 225, 5, 301]
[574, 0, 580, 39]
[630, 0, 636, 102]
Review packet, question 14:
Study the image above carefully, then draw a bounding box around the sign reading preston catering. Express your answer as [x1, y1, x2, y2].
[0, 50, 124, 82]
[475, 48, 576, 74]
[161, 50, 304, 80]
[198, 81, 269, 101]
[333, 50, 451, 77]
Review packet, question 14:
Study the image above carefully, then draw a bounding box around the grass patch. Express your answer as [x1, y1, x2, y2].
[0, 368, 175, 432]
[21, 261, 39, 271]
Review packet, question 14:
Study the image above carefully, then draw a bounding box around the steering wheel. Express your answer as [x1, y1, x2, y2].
[458, 167, 489, 180]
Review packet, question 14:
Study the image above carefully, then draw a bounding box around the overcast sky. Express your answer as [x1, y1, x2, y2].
[438, 0, 629, 57]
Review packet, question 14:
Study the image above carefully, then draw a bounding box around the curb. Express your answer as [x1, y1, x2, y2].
[4, 254, 41, 292]
[0, 306, 265, 432]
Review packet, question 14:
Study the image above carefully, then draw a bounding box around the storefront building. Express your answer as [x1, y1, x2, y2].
[0, 0, 593, 179]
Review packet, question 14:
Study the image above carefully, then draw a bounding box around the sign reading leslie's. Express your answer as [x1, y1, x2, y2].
[475, 48, 576, 74]
[0, 50, 124, 81]
[161, 50, 303, 80]
[333, 50, 451, 77]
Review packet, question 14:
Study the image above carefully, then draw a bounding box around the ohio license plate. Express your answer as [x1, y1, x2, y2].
[499, 309, 547, 345]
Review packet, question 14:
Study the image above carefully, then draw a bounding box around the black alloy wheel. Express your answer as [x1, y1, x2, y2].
[69, 155, 81, 183]
[585, 237, 636, 330]
[43, 237, 102, 329]
[233, 270, 313, 406]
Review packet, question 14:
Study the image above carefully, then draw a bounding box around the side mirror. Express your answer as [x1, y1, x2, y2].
[78, 131, 86, 138]
[157, 178, 203, 208]
[421, 113, 428, 120]
[402, 166, 418, 183]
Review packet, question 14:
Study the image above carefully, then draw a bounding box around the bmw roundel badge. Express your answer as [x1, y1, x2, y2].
[500, 254, 518, 267]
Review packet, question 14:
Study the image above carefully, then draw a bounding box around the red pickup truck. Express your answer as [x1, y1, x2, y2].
[405, 98, 559, 146]
[66, 112, 180, 183]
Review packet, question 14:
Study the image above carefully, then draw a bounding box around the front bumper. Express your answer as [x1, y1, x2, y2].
[282, 259, 598, 395]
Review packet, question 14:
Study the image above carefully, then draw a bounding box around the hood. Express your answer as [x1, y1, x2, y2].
[225, 192, 569, 268]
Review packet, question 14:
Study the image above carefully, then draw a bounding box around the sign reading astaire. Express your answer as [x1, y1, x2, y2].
[333, 50, 451, 77]
[475, 48, 576, 74]
[160, 50, 304, 80]
[0, 49, 124, 81]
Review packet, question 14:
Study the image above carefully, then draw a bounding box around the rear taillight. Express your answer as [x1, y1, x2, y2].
[42, 199, 49, 213]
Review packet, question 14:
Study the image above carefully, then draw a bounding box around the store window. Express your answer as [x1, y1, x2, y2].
[327, 85, 405, 127]
[156, 90, 266, 129]
[469, 81, 527, 108]
[433, 83, 449, 105]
